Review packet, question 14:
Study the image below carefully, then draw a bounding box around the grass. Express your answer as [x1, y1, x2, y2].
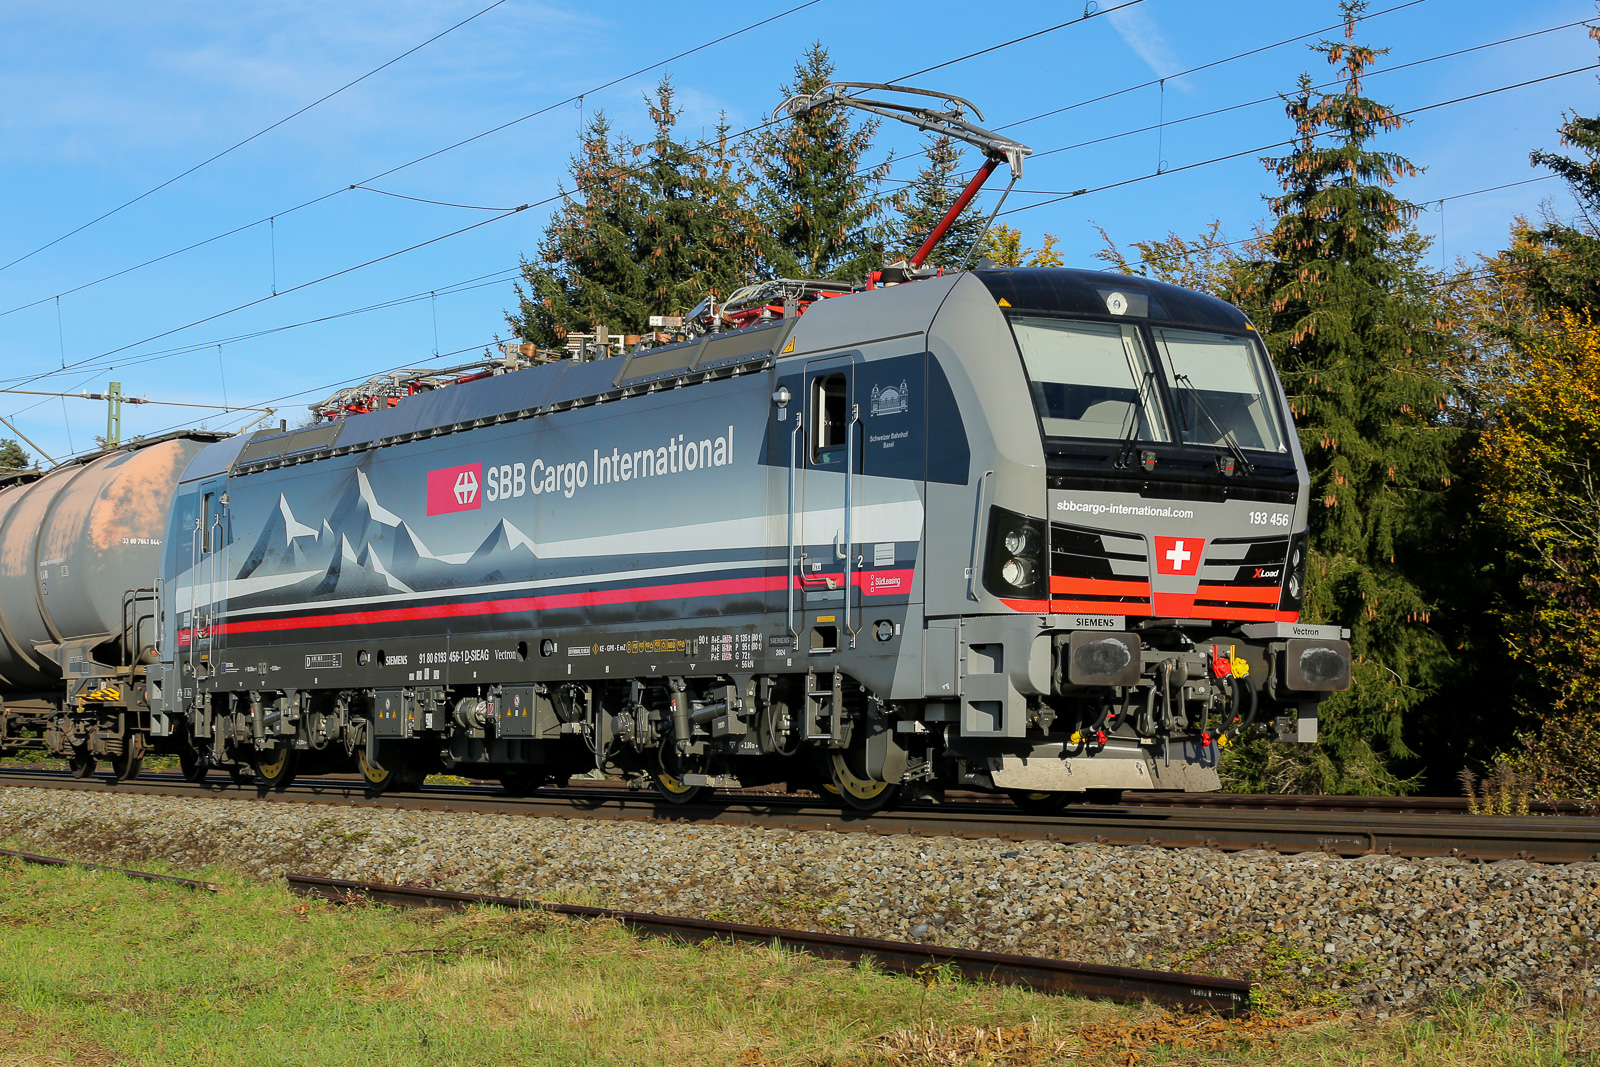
[0, 850, 1595, 1066]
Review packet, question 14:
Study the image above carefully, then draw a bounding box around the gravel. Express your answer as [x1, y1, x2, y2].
[2, 784, 1596, 1011]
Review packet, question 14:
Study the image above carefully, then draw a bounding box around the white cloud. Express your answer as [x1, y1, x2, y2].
[1107, 5, 1185, 87]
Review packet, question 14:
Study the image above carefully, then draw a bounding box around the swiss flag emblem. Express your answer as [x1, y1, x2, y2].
[427, 463, 482, 515]
[1154, 536, 1204, 576]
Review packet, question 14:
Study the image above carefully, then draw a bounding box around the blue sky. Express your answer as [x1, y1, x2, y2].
[1, 0, 1594, 462]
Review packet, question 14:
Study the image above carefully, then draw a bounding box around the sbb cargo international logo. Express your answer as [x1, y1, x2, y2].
[426, 463, 482, 515]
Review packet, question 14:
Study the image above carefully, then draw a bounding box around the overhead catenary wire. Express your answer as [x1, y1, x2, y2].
[0, 0, 831, 324]
[9, 57, 1588, 397]
[0, 0, 513, 277]
[3, 5, 1147, 392]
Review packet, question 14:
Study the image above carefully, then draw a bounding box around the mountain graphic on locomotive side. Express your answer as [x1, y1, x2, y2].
[0, 85, 1351, 810]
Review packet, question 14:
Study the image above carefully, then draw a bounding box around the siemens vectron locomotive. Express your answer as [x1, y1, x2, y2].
[0, 265, 1351, 810]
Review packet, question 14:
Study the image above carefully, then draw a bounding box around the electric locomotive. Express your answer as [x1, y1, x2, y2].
[0, 264, 1351, 810]
[0, 83, 1351, 809]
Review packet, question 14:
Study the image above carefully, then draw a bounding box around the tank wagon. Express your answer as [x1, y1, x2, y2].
[0, 266, 1351, 809]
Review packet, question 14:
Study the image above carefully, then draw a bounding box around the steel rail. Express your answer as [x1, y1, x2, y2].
[284, 872, 1250, 1015]
[4, 767, 1598, 863]
[0, 846, 220, 891]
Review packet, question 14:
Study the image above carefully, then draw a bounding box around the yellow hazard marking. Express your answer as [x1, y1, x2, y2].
[780, 337, 796, 354]
[997, 297, 1012, 307]
[85, 685, 121, 702]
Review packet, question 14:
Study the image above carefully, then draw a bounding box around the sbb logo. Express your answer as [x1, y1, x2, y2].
[426, 463, 484, 515]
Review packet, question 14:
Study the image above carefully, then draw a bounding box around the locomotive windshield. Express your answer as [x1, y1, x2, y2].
[1151, 327, 1287, 453]
[1012, 317, 1170, 441]
[1009, 314, 1287, 453]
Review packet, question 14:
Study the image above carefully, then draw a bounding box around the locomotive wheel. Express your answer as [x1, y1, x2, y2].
[1007, 790, 1072, 816]
[499, 768, 543, 796]
[254, 747, 297, 792]
[356, 748, 395, 794]
[68, 753, 96, 779]
[653, 741, 712, 805]
[828, 752, 900, 813]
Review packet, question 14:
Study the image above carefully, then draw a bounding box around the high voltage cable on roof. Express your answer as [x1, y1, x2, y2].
[4, 5, 1142, 389]
[0, 0, 513, 277]
[0, 0, 831, 323]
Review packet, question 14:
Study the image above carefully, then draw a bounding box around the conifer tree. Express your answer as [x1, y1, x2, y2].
[508, 78, 762, 345]
[894, 136, 988, 268]
[0, 439, 29, 474]
[752, 43, 889, 280]
[1242, 1, 1456, 793]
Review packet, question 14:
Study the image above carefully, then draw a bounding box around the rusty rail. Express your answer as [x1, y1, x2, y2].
[284, 872, 1250, 1015]
[0, 846, 219, 891]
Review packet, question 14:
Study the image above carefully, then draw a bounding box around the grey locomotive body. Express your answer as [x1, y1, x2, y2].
[2, 267, 1352, 807]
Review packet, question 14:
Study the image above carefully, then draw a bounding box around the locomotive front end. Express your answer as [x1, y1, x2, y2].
[934, 268, 1351, 798]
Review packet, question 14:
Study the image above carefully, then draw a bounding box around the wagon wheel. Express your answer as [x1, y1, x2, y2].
[828, 750, 901, 813]
[653, 738, 713, 805]
[178, 740, 207, 783]
[111, 742, 142, 783]
[67, 752, 96, 779]
[254, 746, 297, 792]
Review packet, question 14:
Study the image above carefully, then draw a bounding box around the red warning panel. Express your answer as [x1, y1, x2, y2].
[426, 463, 483, 515]
[1153, 535, 1204, 576]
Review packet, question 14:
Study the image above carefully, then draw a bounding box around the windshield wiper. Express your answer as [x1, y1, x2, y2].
[1114, 370, 1157, 471]
[1172, 374, 1254, 477]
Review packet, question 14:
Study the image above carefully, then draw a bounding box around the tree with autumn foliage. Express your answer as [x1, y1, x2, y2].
[1476, 309, 1600, 800]
[750, 44, 891, 280]
[1242, 3, 1458, 794]
[979, 223, 1064, 268]
[507, 78, 762, 345]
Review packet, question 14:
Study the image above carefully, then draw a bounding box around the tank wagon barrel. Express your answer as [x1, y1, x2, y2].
[0, 433, 222, 776]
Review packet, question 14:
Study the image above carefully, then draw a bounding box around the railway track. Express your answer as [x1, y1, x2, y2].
[4, 765, 1598, 863]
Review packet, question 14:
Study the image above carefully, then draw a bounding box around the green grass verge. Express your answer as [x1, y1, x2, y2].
[0, 849, 1594, 1066]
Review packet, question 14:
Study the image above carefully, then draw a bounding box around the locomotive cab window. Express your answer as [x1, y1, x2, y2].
[1010, 317, 1169, 442]
[1152, 328, 1287, 453]
[811, 373, 849, 465]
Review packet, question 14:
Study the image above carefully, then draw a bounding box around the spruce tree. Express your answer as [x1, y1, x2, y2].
[1244, 0, 1456, 793]
[894, 135, 989, 269]
[508, 78, 762, 345]
[0, 438, 29, 474]
[752, 43, 889, 280]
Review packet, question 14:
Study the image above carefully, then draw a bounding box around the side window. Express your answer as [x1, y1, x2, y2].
[201, 493, 214, 554]
[811, 373, 848, 465]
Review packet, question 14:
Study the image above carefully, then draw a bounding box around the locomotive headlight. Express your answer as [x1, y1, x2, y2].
[1279, 531, 1309, 613]
[983, 506, 1048, 600]
[1001, 557, 1035, 588]
[1003, 526, 1038, 556]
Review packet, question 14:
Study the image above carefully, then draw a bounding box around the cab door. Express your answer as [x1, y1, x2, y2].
[794, 354, 860, 651]
[188, 478, 228, 675]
